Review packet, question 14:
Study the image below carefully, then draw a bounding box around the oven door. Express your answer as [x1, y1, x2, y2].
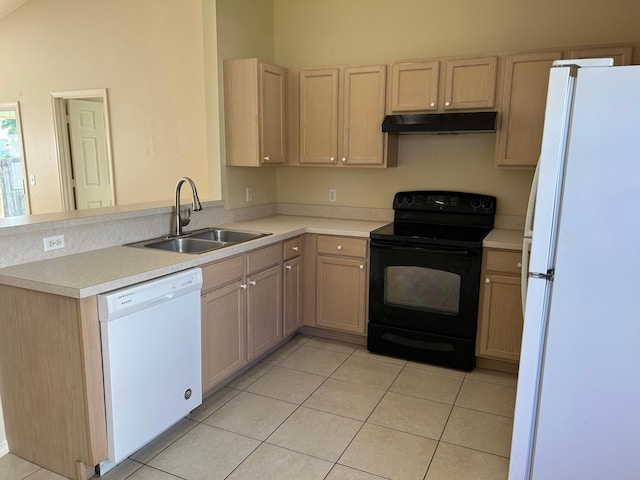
[369, 240, 482, 339]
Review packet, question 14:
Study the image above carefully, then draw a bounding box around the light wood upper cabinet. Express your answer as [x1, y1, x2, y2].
[389, 60, 440, 112]
[224, 58, 287, 167]
[443, 57, 498, 110]
[388, 56, 498, 113]
[342, 65, 388, 165]
[495, 51, 562, 168]
[299, 68, 339, 164]
[298, 64, 396, 167]
[565, 45, 633, 66]
[476, 249, 525, 363]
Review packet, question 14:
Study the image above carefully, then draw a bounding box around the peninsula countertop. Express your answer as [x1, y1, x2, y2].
[0, 215, 387, 298]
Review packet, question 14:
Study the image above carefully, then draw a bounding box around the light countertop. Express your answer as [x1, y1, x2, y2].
[0, 215, 387, 298]
[483, 228, 523, 250]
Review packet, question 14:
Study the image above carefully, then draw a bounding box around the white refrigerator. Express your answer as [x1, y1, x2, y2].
[510, 60, 640, 479]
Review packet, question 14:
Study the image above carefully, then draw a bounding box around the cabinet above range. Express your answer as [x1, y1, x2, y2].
[387, 55, 498, 113]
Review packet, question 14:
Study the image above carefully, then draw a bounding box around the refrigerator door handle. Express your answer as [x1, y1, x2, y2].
[524, 160, 541, 238]
[521, 237, 532, 315]
[529, 269, 555, 280]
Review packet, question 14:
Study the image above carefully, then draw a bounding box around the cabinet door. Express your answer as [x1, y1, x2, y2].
[388, 61, 439, 112]
[247, 264, 283, 360]
[495, 51, 562, 167]
[299, 68, 339, 164]
[202, 282, 246, 392]
[260, 62, 287, 165]
[477, 274, 524, 362]
[566, 45, 633, 66]
[442, 57, 497, 110]
[283, 256, 302, 337]
[316, 256, 367, 334]
[341, 65, 387, 166]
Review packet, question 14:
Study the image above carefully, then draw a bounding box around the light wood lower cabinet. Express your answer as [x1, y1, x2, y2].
[201, 243, 284, 394]
[247, 264, 282, 360]
[283, 236, 304, 337]
[0, 286, 107, 480]
[476, 248, 524, 363]
[305, 234, 368, 335]
[201, 281, 246, 391]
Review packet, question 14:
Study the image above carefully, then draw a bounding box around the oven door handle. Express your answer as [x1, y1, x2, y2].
[370, 241, 474, 256]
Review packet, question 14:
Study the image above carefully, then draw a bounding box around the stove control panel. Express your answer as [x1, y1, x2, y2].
[393, 191, 496, 215]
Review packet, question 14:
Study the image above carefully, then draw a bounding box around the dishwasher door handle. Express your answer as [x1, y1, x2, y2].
[148, 292, 175, 306]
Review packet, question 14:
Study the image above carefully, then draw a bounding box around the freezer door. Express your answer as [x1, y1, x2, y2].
[527, 66, 576, 277]
[530, 66, 640, 478]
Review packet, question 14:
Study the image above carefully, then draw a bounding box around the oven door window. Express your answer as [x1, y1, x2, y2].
[385, 266, 460, 315]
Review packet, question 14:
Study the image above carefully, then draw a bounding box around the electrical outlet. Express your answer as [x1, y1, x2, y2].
[43, 235, 65, 251]
[329, 189, 337, 203]
[245, 187, 253, 202]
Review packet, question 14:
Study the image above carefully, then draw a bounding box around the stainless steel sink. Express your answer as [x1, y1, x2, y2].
[142, 237, 228, 254]
[126, 227, 271, 254]
[188, 228, 269, 243]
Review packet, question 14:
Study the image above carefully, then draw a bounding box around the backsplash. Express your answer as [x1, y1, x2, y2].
[0, 201, 276, 269]
[0, 203, 523, 269]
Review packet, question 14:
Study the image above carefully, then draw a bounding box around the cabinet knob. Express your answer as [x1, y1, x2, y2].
[250, 280, 257, 286]
[485, 278, 490, 283]
[292, 246, 299, 252]
[359, 265, 364, 269]
[430, 102, 436, 107]
[445, 101, 451, 107]
[517, 262, 522, 268]
[330, 156, 335, 162]
[240, 283, 247, 289]
[285, 265, 292, 270]
[337, 245, 343, 250]
[341, 157, 347, 163]
[263, 155, 270, 162]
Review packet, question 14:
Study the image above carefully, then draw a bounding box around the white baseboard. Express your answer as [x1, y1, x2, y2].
[0, 439, 8, 457]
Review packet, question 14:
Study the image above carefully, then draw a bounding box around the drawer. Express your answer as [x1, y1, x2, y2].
[317, 235, 368, 258]
[247, 243, 282, 275]
[201, 255, 244, 292]
[283, 236, 303, 260]
[484, 249, 523, 275]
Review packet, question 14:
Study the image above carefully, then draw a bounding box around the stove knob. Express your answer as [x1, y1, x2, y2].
[482, 198, 494, 210]
[470, 198, 482, 209]
[406, 195, 415, 205]
[396, 194, 405, 205]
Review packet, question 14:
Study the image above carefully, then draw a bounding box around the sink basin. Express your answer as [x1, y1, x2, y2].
[142, 237, 228, 254]
[188, 228, 269, 243]
[126, 227, 271, 254]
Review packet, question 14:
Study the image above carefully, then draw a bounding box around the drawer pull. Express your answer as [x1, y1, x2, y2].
[285, 265, 292, 270]
[249, 280, 257, 286]
[517, 262, 522, 268]
[359, 265, 364, 270]
[485, 278, 490, 283]
[240, 283, 247, 290]
[337, 245, 343, 250]
[292, 246, 299, 252]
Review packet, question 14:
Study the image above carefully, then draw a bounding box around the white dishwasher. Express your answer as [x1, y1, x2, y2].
[97, 268, 203, 474]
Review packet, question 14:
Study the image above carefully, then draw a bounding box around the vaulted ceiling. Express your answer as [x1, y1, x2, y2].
[0, 0, 29, 20]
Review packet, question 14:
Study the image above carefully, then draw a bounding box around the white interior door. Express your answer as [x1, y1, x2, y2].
[68, 98, 112, 209]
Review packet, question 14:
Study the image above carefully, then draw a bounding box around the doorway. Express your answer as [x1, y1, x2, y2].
[51, 89, 116, 211]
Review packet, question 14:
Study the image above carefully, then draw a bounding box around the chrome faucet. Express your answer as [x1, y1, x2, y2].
[174, 177, 203, 236]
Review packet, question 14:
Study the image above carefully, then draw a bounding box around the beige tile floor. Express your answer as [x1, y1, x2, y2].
[0, 334, 517, 480]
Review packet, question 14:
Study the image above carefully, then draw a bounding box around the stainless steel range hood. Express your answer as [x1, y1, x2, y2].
[382, 112, 497, 134]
